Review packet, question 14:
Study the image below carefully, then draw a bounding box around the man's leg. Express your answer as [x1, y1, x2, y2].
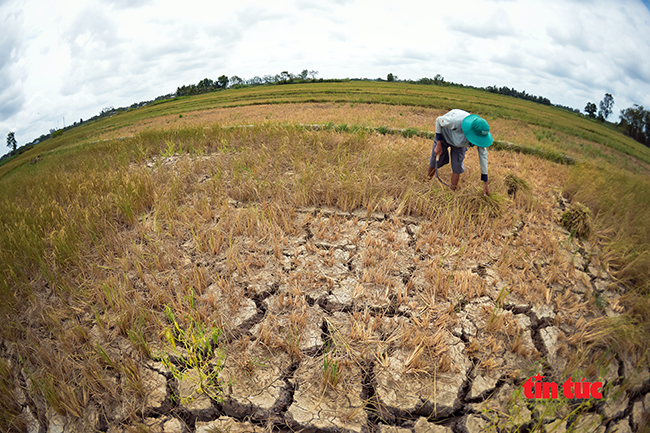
[451, 172, 460, 190]
[449, 146, 467, 190]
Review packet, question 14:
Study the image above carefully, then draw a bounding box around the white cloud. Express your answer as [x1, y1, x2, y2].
[0, 1, 25, 121]
[106, 0, 153, 8]
[447, 7, 517, 39]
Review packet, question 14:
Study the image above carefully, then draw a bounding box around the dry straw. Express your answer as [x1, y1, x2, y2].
[503, 172, 531, 197]
[560, 202, 592, 239]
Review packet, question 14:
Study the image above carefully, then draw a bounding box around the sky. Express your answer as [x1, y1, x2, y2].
[2, 0, 650, 156]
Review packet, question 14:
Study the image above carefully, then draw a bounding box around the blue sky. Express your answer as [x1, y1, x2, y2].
[2, 0, 650, 156]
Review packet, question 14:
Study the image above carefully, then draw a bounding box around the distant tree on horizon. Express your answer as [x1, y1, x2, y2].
[278, 71, 292, 84]
[217, 75, 229, 89]
[197, 78, 215, 90]
[6, 132, 17, 152]
[619, 104, 649, 146]
[585, 102, 597, 119]
[599, 93, 614, 121]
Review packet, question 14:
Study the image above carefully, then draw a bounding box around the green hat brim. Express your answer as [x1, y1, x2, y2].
[462, 114, 493, 148]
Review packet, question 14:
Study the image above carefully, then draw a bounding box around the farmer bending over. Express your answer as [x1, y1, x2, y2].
[427, 109, 493, 195]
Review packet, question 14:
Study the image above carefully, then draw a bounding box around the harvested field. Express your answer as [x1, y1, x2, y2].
[1, 97, 649, 433]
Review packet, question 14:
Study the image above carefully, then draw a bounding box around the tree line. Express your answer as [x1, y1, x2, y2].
[483, 86, 551, 106]
[175, 70, 321, 96]
[383, 73, 553, 106]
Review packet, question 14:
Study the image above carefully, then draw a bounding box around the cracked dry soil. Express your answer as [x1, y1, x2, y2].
[12, 158, 650, 433]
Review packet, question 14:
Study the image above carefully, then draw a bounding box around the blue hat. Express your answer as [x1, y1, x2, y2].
[462, 114, 493, 147]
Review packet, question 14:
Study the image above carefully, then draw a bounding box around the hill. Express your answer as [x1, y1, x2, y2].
[1, 82, 649, 432]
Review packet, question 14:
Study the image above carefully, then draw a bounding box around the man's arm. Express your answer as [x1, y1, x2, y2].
[434, 114, 446, 157]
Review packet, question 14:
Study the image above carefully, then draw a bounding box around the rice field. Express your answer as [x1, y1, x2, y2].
[1, 82, 649, 432]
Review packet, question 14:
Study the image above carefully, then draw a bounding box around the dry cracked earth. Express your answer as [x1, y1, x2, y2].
[15, 156, 650, 433]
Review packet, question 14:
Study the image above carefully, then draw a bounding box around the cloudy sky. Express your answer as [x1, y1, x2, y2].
[2, 0, 650, 156]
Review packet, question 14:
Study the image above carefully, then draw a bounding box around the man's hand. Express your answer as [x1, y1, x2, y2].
[434, 140, 442, 157]
[483, 181, 490, 196]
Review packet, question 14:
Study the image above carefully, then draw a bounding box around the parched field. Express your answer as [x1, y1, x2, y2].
[1, 84, 650, 433]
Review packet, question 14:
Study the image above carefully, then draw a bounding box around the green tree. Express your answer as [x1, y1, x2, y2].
[217, 75, 229, 89]
[197, 78, 215, 91]
[387, 73, 396, 82]
[299, 69, 308, 80]
[6, 132, 17, 152]
[619, 104, 649, 146]
[278, 71, 292, 84]
[598, 93, 614, 121]
[585, 102, 597, 119]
